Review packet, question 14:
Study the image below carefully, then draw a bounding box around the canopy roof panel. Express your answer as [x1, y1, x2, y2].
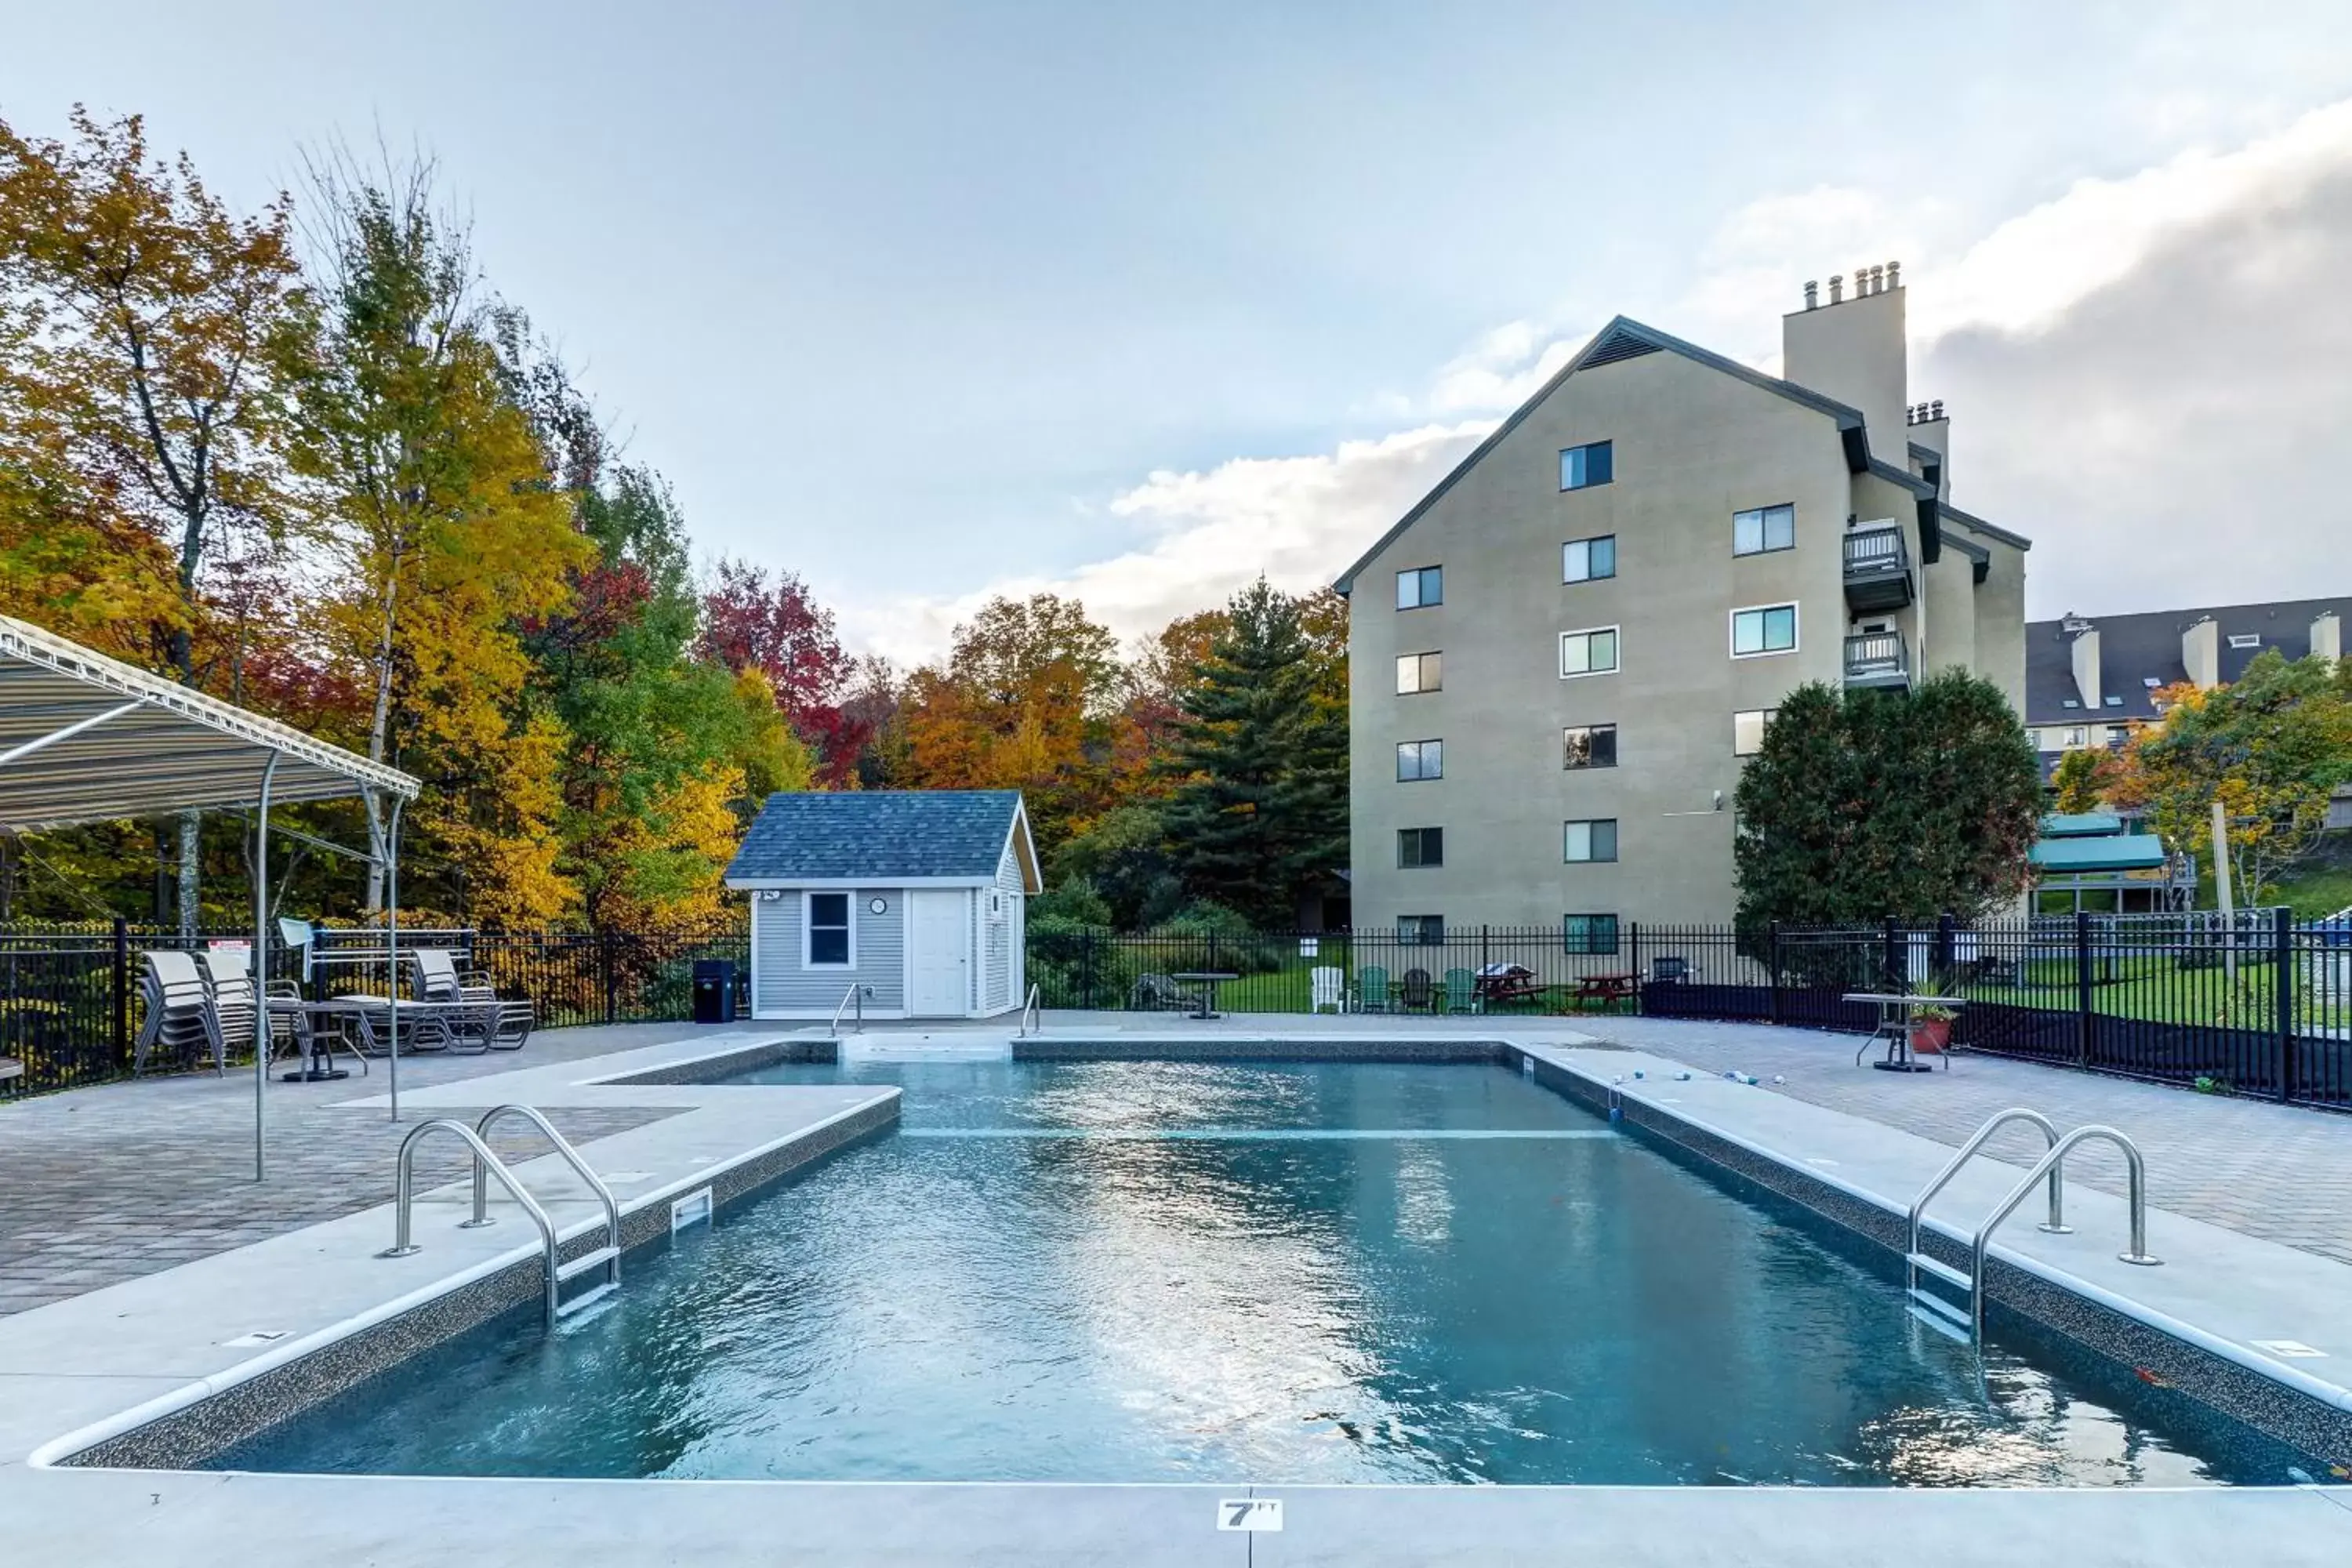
[0, 614, 418, 831]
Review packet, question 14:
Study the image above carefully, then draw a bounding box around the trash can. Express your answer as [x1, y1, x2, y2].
[692, 959, 737, 1024]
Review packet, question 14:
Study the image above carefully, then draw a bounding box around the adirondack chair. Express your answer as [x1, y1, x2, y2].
[133, 951, 226, 1075]
[1400, 967, 1436, 1011]
[1354, 965, 1391, 1013]
[197, 950, 257, 1058]
[1442, 967, 1480, 1014]
[1308, 966, 1345, 1014]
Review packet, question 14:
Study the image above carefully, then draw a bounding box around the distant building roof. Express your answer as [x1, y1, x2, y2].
[2025, 596, 2347, 728]
[724, 790, 1039, 889]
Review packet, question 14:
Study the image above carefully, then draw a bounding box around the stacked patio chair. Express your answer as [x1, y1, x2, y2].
[132, 951, 226, 1075]
[197, 950, 258, 1059]
[411, 948, 534, 1050]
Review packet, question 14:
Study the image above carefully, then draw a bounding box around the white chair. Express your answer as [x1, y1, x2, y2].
[197, 950, 258, 1058]
[412, 947, 532, 1050]
[1309, 966, 1345, 1014]
[133, 951, 225, 1074]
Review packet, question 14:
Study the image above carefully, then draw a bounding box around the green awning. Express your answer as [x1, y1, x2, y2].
[2039, 811, 2124, 838]
[2031, 835, 2169, 873]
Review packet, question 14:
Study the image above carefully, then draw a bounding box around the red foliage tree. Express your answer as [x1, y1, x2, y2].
[698, 557, 866, 783]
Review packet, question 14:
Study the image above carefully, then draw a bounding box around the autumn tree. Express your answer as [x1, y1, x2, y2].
[286, 151, 585, 924]
[2121, 653, 2352, 907]
[1156, 579, 1348, 926]
[0, 107, 308, 928]
[2050, 746, 2122, 815]
[699, 557, 865, 784]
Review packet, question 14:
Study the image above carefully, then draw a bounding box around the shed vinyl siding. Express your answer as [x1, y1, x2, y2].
[753, 889, 906, 1014]
[982, 839, 1023, 1013]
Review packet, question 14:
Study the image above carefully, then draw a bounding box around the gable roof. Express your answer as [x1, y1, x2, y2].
[2024, 596, 2347, 725]
[724, 789, 1040, 891]
[1333, 316, 1873, 593]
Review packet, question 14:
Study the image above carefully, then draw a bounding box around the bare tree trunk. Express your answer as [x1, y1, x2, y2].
[361, 550, 402, 913]
[176, 811, 201, 934]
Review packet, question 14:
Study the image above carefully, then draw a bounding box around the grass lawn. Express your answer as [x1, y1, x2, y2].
[1961, 950, 2349, 1032]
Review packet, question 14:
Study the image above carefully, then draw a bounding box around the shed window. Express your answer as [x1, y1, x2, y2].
[805, 891, 853, 967]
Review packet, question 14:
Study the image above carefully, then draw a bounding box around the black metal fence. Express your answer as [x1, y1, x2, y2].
[1029, 912, 2352, 1110]
[0, 920, 750, 1094]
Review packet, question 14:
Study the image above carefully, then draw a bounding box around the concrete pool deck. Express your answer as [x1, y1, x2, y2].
[4, 1018, 2352, 1563]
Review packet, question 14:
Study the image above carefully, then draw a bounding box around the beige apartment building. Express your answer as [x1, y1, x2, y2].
[1335, 267, 2030, 946]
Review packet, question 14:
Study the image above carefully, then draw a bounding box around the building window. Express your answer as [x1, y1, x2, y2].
[1563, 818, 1618, 863]
[1396, 566, 1443, 610]
[1397, 827, 1443, 868]
[1563, 724, 1617, 769]
[1563, 913, 1620, 955]
[1730, 604, 1798, 658]
[1733, 503, 1795, 556]
[2060, 727, 2088, 748]
[804, 891, 853, 967]
[1559, 440, 1613, 491]
[1559, 626, 1620, 678]
[2103, 696, 2123, 707]
[1733, 708, 1776, 756]
[2227, 633, 2259, 649]
[1396, 739, 1443, 781]
[1398, 914, 1445, 946]
[1396, 651, 1442, 694]
[1562, 535, 1616, 583]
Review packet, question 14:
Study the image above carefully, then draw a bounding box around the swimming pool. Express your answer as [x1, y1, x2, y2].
[212, 1058, 2313, 1486]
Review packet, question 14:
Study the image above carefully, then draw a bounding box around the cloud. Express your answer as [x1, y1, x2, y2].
[838, 420, 1494, 663]
[844, 98, 2352, 663]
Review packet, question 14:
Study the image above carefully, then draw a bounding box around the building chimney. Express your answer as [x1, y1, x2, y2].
[1886, 260, 1900, 290]
[1785, 259, 1908, 444]
[2070, 625, 2101, 713]
[2182, 616, 2220, 689]
[2314, 610, 2343, 663]
[1803, 280, 1818, 310]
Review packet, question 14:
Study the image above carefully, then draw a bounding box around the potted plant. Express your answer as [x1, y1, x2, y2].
[1909, 1003, 1957, 1055]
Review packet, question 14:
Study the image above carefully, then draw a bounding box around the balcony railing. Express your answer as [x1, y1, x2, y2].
[1844, 629, 1911, 691]
[1842, 525, 1913, 612]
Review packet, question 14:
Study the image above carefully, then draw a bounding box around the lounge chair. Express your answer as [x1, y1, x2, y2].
[1354, 965, 1390, 1013]
[412, 946, 534, 1049]
[132, 951, 225, 1075]
[1442, 967, 1479, 1014]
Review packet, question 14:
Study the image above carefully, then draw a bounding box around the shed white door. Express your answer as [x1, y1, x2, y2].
[907, 890, 968, 1016]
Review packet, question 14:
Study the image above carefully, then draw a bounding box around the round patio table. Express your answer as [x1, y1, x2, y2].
[1171, 971, 1240, 1020]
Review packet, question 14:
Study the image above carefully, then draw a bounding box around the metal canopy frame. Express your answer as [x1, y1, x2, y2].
[0, 614, 421, 1179]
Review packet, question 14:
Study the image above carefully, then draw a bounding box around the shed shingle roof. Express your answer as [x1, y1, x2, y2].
[724, 790, 1029, 884]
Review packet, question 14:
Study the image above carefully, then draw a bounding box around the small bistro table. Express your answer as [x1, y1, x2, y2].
[1843, 993, 1965, 1073]
[265, 995, 474, 1080]
[1171, 971, 1240, 1021]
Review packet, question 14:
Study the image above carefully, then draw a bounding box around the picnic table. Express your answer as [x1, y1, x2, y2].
[1573, 971, 1640, 1009]
[1474, 964, 1548, 1007]
[1844, 992, 1964, 1073]
[1171, 971, 1240, 1021]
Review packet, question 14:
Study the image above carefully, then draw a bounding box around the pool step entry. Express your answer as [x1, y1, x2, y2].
[840, 1033, 1014, 1063]
[1904, 1107, 2159, 1346]
[378, 1104, 625, 1330]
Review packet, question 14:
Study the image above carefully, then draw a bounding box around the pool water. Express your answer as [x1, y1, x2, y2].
[213, 1059, 2311, 1486]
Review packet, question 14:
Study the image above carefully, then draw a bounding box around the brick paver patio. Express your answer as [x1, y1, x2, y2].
[0, 1022, 718, 1316]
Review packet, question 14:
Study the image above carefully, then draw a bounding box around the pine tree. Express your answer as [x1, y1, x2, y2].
[1159, 579, 1348, 925]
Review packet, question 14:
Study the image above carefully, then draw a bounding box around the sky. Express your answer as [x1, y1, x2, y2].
[6, 2, 2350, 663]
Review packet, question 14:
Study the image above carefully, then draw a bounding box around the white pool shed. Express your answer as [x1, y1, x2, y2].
[724, 789, 1041, 1021]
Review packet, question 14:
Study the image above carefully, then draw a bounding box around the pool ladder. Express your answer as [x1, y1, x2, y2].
[379, 1104, 624, 1329]
[1903, 1107, 2160, 1345]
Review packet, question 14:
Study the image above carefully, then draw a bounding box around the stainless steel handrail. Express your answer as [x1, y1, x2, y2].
[1969, 1124, 2161, 1337]
[379, 1118, 567, 1328]
[1017, 983, 1042, 1038]
[1907, 1108, 2068, 1307]
[470, 1106, 622, 1275]
[831, 982, 871, 1036]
